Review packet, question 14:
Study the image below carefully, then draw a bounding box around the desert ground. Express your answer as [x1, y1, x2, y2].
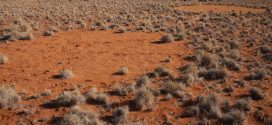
[0, 0, 271, 125]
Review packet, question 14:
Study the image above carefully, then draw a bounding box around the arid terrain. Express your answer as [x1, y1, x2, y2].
[0, 0, 271, 125]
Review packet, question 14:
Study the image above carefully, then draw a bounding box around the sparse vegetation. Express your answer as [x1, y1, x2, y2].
[55, 89, 85, 107]
[0, 55, 8, 64]
[249, 87, 264, 100]
[132, 89, 154, 111]
[115, 67, 129, 75]
[199, 69, 227, 80]
[135, 76, 149, 89]
[160, 34, 174, 43]
[112, 106, 129, 125]
[43, 31, 54, 36]
[0, 0, 271, 124]
[85, 88, 109, 105]
[0, 85, 21, 109]
[57, 69, 74, 80]
[154, 67, 171, 77]
[56, 106, 102, 125]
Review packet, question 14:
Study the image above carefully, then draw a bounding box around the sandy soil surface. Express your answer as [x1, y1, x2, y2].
[0, 30, 192, 125]
[0, 0, 271, 125]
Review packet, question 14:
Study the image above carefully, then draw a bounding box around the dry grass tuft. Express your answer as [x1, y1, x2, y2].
[57, 69, 74, 80]
[131, 89, 154, 111]
[57, 106, 103, 125]
[55, 89, 85, 107]
[0, 55, 8, 64]
[160, 34, 174, 43]
[112, 106, 129, 125]
[0, 85, 21, 109]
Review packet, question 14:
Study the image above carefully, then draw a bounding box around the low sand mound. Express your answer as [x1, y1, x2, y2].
[176, 5, 265, 13]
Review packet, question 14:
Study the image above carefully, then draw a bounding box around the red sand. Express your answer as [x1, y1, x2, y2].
[0, 30, 192, 125]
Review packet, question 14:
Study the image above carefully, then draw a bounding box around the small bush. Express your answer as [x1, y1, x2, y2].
[85, 88, 98, 103]
[0, 55, 8, 64]
[229, 40, 240, 49]
[135, 76, 149, 89]
[41, 89, 52, 96]
[165, 93, 173, 100]
[132, 89, 154, 111]
[0, 86, 21, 109]
[117, 27, 126, 33]
[112, 106, 129, 125]
[154, 67, 171, 77]
[199, 69, 227, 80]
[85, 88, 108, 105]
[221, 110, 245, 125]
[0, 21, 33, 41]
[57, 69, 74, 80]
[162, 81, 184, 93]
[227, 49, 241, 61]
[43, 31, 54, 36]
[199, 53, 218, 68]
[198, 94, 222, 119]
[55, 89, 85, 107]
[57, 106, 102, 125]
[96, 93, 109, 105]
[181, 106, 199, 118]
[160, 34, 174, 43]
[115, 67, 129, 75]
[244, 71, 267, 81]
[223, 58, 241, 71]
[174, 32, 185, 41]
[113, 86, 129, 96]
[260, 45, 271, 54]
[249, 87, 264, 100]
[234, 99, 251, 112]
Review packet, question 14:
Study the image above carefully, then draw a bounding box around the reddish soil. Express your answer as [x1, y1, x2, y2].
[0, 30, 192, 125]
[176, 5, 265, 13]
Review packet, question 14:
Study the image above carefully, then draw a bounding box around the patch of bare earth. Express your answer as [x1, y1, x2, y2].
[0, 30, 191, 125]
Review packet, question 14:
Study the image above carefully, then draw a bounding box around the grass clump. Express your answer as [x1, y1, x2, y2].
[85, 88, 109, 105]
[117, 27, 126, 33]
[114, 67, 129, 75]
[154, 67, 171, 77]
[199, 53, 218, 69]
[113, 85, 134, 96]
[112, 106, 129, 125]
[199, 69, 227, 80]
[0, 21, 33, 41]
[57, 106, 102, 125]
[160, 34, 174, 43]
[223, 58, 241, 71]
[0, 86, 21, 109]
[43, 31, 54, 36]
[234, 99, 251, 112]
[135, 76, 149, 89]
[174, 32, 185, 41]
[244, 70, 267, 81]
[0, 55, 8, 64]
[181, 106, 200, 118]
[131, 89, 154, 111]
[162, 81, 184, 94]
[96, 93, 109, 105]
[249, 87, 264, 100]
[221, 110, 245, 125]
[198, 94, 222, 119]
[57, 69, 74, 80]
[55, 89, 85, 107]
